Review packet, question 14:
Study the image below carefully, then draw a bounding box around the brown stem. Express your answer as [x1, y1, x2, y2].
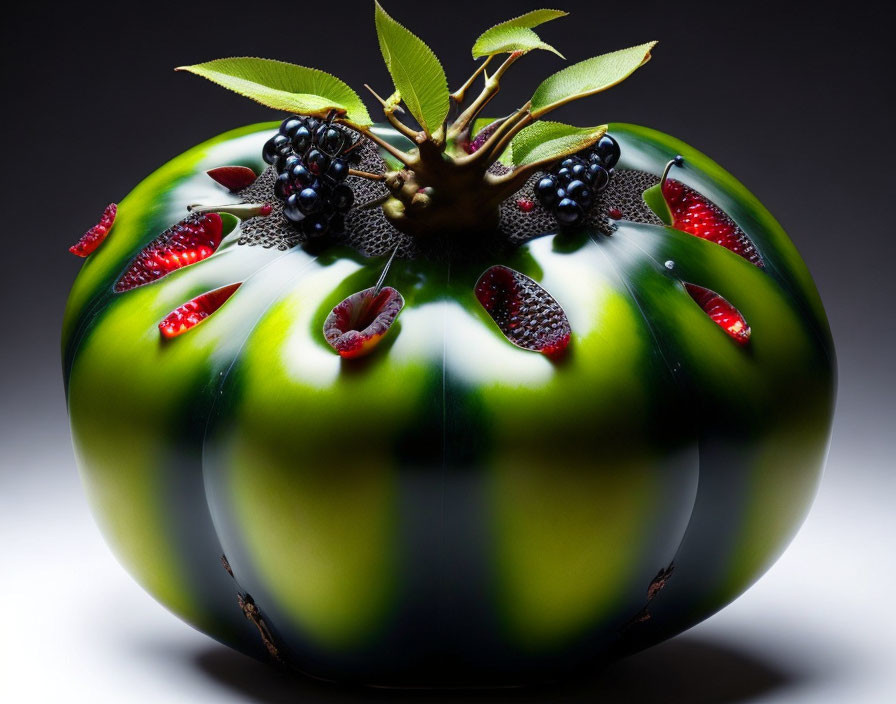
[478, 107, 534, 166]
[447, 51, 524, 141]
[348, 168, 386, 181]
[337, 118, 415, 166]
[364, 84, 420, 141]
[457, 103, 532, 168]
[450, 55, 494, 105]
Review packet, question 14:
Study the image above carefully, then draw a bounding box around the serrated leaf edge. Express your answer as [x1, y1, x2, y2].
[176, 57, 372, 125]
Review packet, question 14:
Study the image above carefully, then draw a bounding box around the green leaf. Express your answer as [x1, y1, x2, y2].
[176, 57, 371, 125]
[471, 116, 501, 136]
[508, 121, 607, 167]
[643, 183, 674, 225]
[472, 9, 568, 58]
[374, 2, 450, 135]
[530, 41, 657, 117]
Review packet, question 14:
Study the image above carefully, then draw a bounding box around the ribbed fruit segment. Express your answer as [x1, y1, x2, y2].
[207, 166, 258, 191]
[159, 283, 241, 339]
[475, 265, 571, 357]
[323, 286, 404, 358]
[685, 283, 751, 345]
[69, 203, 117, 257]
[663, 179, 763, 267]
[114, 213, 223, 292]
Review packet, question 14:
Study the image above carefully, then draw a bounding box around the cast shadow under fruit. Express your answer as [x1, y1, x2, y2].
[185, 633, 807, 704]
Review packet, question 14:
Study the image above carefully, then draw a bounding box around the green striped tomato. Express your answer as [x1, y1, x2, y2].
[63, 122, 835, 685]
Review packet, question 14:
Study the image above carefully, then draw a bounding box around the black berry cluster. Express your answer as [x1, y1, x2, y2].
[262, 115, 357, 238]
[534, 134, 621, 228]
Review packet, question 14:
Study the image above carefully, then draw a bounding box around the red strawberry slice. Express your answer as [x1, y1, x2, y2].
[206, 166, 258, 191]
[69, 203, 117, 257]
[685, 283, 751, 345]
[475, 265, 571, 357]
[324, 286, 405, 358]
[114, 213, 223, 293]
[159, 283, 241, 339]
[662, 179, 763, 267]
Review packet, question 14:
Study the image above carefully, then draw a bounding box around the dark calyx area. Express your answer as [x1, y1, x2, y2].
[236, 127, 663, 261]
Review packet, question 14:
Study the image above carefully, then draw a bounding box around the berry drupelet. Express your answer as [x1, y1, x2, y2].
[534, 134, 621, 229]
[262, 115, 358, 238]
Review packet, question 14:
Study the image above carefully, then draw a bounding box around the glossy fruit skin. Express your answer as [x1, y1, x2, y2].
[63, 122, 835, 687]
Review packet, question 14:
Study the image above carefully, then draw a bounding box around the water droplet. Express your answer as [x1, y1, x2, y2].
[664, 260, 675, 270]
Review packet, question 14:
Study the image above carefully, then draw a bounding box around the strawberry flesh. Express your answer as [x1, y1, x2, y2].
[207, 166, 258, 191]
[69, 203, 117, 257]
[114, 213, 223, 292]
[324, 286, 404, 358]
[685, 283, 751, 345]
[475, 265, 570, 357]
[663, 179, 763, 267]
[159, 283, 241, 339]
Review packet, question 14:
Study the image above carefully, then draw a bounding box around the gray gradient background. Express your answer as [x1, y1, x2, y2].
[1, 0, 893, 701]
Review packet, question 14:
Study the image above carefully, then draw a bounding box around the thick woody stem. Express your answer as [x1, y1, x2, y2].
[447, 51, 524, 141]
[450, 55, 494, 105]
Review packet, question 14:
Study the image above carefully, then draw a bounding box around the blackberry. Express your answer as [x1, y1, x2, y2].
[535, 176, 560, 207]
[274, 172, 295, 199]
[303, 213, 330, 238]
[318, 126, 346, 155]
[262, 134, 291, 165]
[566, 180, 593, 208]
[290, 163, 314, 188]
[297, 187, 323, 214]
[277, 154, 301, 175]
[291, 125, 313, 153]
[261, 114, 361, 240]
[306, 149, 330, 175]
[332, 184, 354, 212]
[284, 194, 304, 224]
[588, 163, 610, 191]
[532, 133, 622, 230]
[555, 198, 584, 226]
[279, 116, 304, 139]
[592, 135, 621, 169]
[326, 158, 349, 182]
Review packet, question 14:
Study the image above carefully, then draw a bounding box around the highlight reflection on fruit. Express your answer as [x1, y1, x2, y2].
[63, 4, 835, 687]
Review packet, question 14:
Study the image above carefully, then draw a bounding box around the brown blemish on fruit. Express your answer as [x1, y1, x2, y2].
[238, 592, 282, 662]
[623, 562, 675, 629]
[220, 554, 234, 578]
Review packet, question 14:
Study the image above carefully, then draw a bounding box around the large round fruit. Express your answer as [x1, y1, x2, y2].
[63, 122, 834, 686]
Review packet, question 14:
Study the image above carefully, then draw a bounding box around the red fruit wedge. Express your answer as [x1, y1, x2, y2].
[324, 286, 405, 358]
[475, 265, 571, 357]
[114, 213, 223, 293]
[69, 203, 117, 257]
[159, 283, 241, 339]
[206, 166, 258, 191]
[685, 283, 751, 345]
[663, 180, 763, 267]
